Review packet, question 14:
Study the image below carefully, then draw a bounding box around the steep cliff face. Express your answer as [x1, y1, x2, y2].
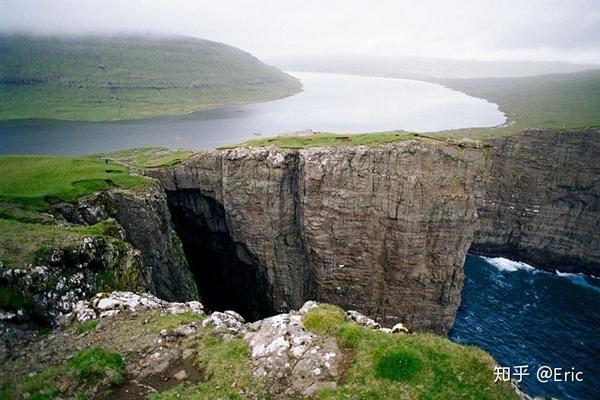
[102, 184, 198, 301]
[55, 182, 198, 302]
[473, 129, 600, 274]
[155, 141, 486, 334]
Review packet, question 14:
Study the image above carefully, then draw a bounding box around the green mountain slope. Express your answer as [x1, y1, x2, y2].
[0, 34, 301, 121]
[436, 69, 600, 133]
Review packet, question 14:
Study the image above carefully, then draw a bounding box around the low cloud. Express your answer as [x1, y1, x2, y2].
[1, 0, 599, 63]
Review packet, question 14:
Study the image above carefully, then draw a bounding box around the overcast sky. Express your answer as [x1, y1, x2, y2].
[1, 0, 600, 63]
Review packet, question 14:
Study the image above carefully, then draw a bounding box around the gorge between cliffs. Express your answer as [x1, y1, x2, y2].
[129, 128, 598, 335]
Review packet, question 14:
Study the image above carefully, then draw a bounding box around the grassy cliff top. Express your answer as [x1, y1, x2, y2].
[227, 132, 450, 149]
[0, 34, 301, 121]
[0, 155, 148, 211]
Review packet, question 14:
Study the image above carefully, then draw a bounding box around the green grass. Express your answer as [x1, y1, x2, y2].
[303, 306, 520, 400]
[227, 132, 447, 149]
[0, 155, 148, 211]
[150, 335, 265, 400]
[146, 312, 203, 333]
[303, 304, 347, 335]
[100, 147, 197, 169]
[76, 320, 98, 335]
[0, 204, 55, 224]
[375, 348, 424, 382]
[0, 218, 117, 266]
[0, 286, 33, 311]
[435, 69, 600, 134]
[8, 347, 124, 400]
[68, 347, 125, 385]
[0, 34, 301, 121]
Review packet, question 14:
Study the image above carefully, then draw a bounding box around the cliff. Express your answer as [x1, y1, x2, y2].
[56, 182, 199, 302]
[154, 140, 486, 334]
[473, 129, 600, 274]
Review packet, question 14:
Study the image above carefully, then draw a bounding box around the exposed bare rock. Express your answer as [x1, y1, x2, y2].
[346, 310, 381, 329]
[0, 236, 151, 327]
[65, 291, 204, 323]
[103, 183, 199, 302]
[244, 311, 340, 397]
[202, 310, 246, 334]
[156, 140, 486, 333]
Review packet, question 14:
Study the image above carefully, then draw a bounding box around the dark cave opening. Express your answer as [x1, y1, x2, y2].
[166, 190, 274, 321]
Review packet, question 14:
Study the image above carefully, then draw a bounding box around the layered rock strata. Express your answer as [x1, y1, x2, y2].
[473, 129, 600, 274]
[155, 140, 486, 334]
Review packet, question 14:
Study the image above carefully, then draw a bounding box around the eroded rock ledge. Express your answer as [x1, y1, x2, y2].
[154, 140, 486, 334]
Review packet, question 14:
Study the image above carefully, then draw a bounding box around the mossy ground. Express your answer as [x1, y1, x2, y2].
[0, 311, 262, 400]
[6, 346, 125, 400]
[303, 305, 520, 400]
[0, 218, 119, 267]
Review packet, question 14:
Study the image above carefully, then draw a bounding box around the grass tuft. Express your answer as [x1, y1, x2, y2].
[374, 348, 424, 382]
[305, 305, 520, 399]
[303, 304, 346, 336]
[68, 347, 125, 385]
[76, 320, 98, 335]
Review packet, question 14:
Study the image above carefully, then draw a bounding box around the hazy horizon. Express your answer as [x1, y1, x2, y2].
[1, 0, 600, 65]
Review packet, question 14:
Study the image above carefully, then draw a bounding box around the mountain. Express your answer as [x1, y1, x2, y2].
[275, 54, 598, 79]
[0, 34, 301, 121]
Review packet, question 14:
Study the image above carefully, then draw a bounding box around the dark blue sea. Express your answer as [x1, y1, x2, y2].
[451, 255, 600, 400]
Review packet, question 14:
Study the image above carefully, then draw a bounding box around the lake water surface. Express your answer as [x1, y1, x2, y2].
[0, 72, 505, 155]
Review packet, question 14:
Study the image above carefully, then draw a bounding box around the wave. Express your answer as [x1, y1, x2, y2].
[481, 256, 536, 272]
[479, 255, 600, 293]
[556, 271, 600, 293]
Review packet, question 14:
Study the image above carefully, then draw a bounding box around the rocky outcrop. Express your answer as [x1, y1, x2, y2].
[245, 307, 341, 397]
[155, 140, 486, 334]
[56, 182, 199, 302]
[0, 235, 150, 327]
[65, 291, 204, 324]
[102, 183, 198, 302]
[473, 129, 600, 274]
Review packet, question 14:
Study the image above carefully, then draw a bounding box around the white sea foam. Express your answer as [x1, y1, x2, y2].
[481, 256, 536, 272]
[556, 271, 600, 293]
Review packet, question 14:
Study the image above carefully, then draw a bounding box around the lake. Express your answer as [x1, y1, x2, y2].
[0, 72, 505, 155]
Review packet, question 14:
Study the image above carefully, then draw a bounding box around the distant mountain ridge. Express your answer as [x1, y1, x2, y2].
[276, 54, 598, 79]
[0, 34, 301, 121]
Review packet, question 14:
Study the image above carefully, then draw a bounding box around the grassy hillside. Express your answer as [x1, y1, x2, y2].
[0, 34, 301, 121]
[278, 54, 597, 79]
[0, 155, 148, 211]
[435, 69, 600, 136]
